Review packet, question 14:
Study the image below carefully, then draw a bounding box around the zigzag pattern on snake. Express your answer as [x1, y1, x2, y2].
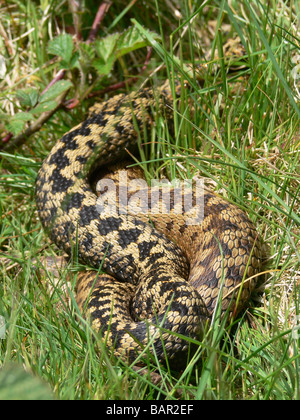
[35, 80, 262, 363]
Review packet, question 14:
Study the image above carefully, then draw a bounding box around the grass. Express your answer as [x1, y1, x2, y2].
[0, 0, 299, 400]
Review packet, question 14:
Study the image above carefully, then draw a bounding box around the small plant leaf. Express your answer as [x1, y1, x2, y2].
[6, 119, 26, 135]
[116, 26, 158, 58]
[40, 80, 73, 103]
[32, 100, 58, 115]
[93, 33, 120, 76]
[6, 112, 34, 135]
[16, 88, 39, 108]
[92, 56, 115, 76]
[94, 33, 119, 63]
[92, 27, 159, 77]
[12, 112, 34, 122]
[47, 34, 74, 68]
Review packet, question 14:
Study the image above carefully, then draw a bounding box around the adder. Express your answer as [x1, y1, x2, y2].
[35, 79, 262, 363]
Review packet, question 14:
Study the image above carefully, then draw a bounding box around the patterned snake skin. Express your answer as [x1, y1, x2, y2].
[35, 80, 262, 363]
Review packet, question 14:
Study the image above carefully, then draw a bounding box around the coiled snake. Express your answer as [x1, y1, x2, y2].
[35, 80, 262, 363]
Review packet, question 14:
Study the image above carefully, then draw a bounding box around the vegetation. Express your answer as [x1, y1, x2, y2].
[0, 0, 299, 400]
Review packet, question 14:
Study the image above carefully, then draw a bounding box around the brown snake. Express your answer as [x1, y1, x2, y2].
[35, 80, 262, 363]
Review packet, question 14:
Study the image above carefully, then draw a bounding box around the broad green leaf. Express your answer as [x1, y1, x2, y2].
[6, 119, 26, 135]
[40, 80, 73, 103]
[5, 111, 33, 135]
[47, 34, 74, 67]
[93, 33, 119, 76]
[116, 26, 158, 58]
[93, 56, 115, 76]
[92, 27, 159, 77]
[12, 112, 33, 122]
[16, 88, 39, 108]
[68, 51, 80, 69]
[94, 33, 119, 63]
[32, 100, 58, 115]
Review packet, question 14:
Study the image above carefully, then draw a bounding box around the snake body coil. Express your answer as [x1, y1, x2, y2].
[35, 81, 261, 362]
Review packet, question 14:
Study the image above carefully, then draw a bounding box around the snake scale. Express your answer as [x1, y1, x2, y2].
[35, 80, 262, 363]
